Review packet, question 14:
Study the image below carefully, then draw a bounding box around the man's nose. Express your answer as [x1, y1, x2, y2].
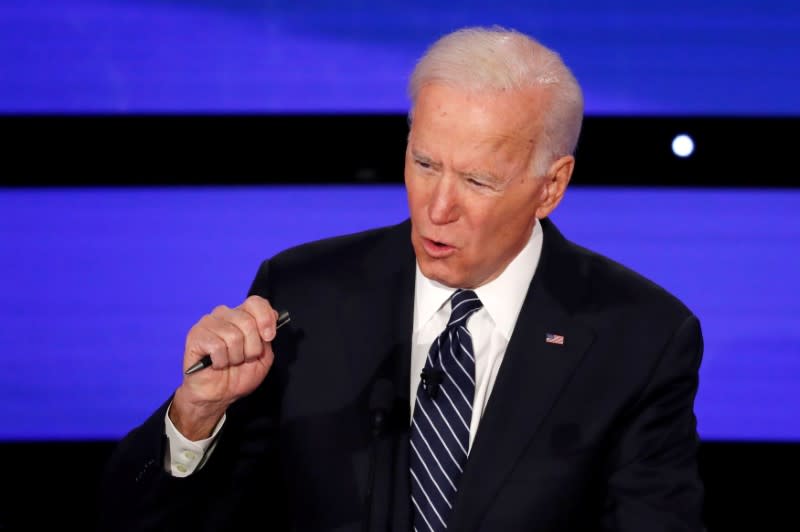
[428, 176, 459, 224]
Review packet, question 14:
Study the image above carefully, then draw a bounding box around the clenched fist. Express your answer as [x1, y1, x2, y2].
[169, 295, 281, 440]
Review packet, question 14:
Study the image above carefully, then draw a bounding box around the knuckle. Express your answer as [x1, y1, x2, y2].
[211, 304, 230, 316]
[237, 311, 259, 334]
[197, 314, 214, 327]
[188, 322, 210, 344]
[245, 295, 263, 304]
[244, 295, 272, 314]
[219, 321, 244, 345]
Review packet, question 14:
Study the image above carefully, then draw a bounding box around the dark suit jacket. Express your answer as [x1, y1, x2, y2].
[97, 218, 704, 531]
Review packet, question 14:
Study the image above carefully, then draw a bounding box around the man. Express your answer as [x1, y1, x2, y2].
[98, 26, 704, 531]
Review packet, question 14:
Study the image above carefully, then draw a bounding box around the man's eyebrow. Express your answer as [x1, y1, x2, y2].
[409, 149, 503, 184]
[410, 150, 439, 165]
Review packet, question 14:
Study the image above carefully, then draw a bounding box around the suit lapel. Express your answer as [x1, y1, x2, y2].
[330, 221, 415, 530]
[387, 255, 414, 532]
[448, 218, 596, 530]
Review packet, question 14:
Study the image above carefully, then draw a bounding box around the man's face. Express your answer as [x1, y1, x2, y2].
[405, 83, 559, 289]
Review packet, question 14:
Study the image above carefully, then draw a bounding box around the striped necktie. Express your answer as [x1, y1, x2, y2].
[410, 289, 483, 532]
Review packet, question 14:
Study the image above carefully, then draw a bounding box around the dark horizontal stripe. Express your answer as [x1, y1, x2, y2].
[0, 115, 797, 187]
[0, 441, 797, 529]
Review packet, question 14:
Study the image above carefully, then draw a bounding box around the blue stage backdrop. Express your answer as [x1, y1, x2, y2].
[0, 1, 798, 115]
[0, 185, 798, 442]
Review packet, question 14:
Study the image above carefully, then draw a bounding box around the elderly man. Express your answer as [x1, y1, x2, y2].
[99, 26, 704, 532]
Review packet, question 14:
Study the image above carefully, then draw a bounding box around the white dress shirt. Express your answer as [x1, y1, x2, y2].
[409, 219, 543, 452]
[164, 407, 225, 476]
[165, 219, 543, 474]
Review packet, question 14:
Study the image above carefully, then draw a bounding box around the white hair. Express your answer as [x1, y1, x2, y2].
[408, 26, 584, 176]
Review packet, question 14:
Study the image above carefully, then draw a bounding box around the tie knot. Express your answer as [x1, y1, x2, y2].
[447, 289, 483, 328]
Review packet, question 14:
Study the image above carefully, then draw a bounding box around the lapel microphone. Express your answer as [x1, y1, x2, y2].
[368, 378, 395, 437]
[420, 367, 444, 399]
[364, 378, 395, 532]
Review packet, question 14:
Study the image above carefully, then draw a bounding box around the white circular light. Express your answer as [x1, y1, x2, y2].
[672, 134, 694, 158]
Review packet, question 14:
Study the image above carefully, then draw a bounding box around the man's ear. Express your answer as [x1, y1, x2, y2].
[535, 155, 575, 219]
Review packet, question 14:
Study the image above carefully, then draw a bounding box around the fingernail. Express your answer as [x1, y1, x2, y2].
[263, 327, 275, 341]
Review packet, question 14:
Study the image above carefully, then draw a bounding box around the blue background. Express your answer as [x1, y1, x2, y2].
[1, 1, 797, 443]
[1, 186, 798, 441]
[1, 0, 799, 114]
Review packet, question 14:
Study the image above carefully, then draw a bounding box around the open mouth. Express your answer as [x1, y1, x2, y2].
[421, 237, 456, 257]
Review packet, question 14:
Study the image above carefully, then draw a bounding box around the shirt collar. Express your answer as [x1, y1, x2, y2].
[413, 219, 543, 340]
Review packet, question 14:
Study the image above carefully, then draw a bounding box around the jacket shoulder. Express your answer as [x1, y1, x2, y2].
[272, 219, 408, 269]
[581, 243, 689, 312]
[541, 219, 695, 323]
[248, 219, 411, 295]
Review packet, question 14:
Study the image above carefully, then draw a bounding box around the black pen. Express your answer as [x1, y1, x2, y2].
[184, 310, 291, 375]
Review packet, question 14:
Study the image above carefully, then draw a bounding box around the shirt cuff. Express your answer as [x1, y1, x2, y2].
[163, 401, 226, 477]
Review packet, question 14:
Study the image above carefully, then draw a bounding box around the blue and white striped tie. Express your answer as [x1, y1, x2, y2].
[410, 289, 483, 532]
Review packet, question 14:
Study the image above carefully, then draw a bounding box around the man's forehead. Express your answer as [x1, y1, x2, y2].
[412, 84, 546, 133]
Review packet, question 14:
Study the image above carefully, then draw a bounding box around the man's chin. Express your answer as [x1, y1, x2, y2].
[417, 259, 464, 288]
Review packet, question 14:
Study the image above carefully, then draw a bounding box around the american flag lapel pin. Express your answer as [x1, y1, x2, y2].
[545, 332, 565, 345]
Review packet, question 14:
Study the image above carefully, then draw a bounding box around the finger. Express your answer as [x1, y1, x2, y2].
[186, 320, 230, 370]
[206, 313, 246, 367]
[240, 295, 279, 342]
[221, 307, 263, 362]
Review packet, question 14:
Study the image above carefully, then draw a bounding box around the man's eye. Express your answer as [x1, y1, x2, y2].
[415, 159, 432, 169]
[468, 178, 488, 188]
